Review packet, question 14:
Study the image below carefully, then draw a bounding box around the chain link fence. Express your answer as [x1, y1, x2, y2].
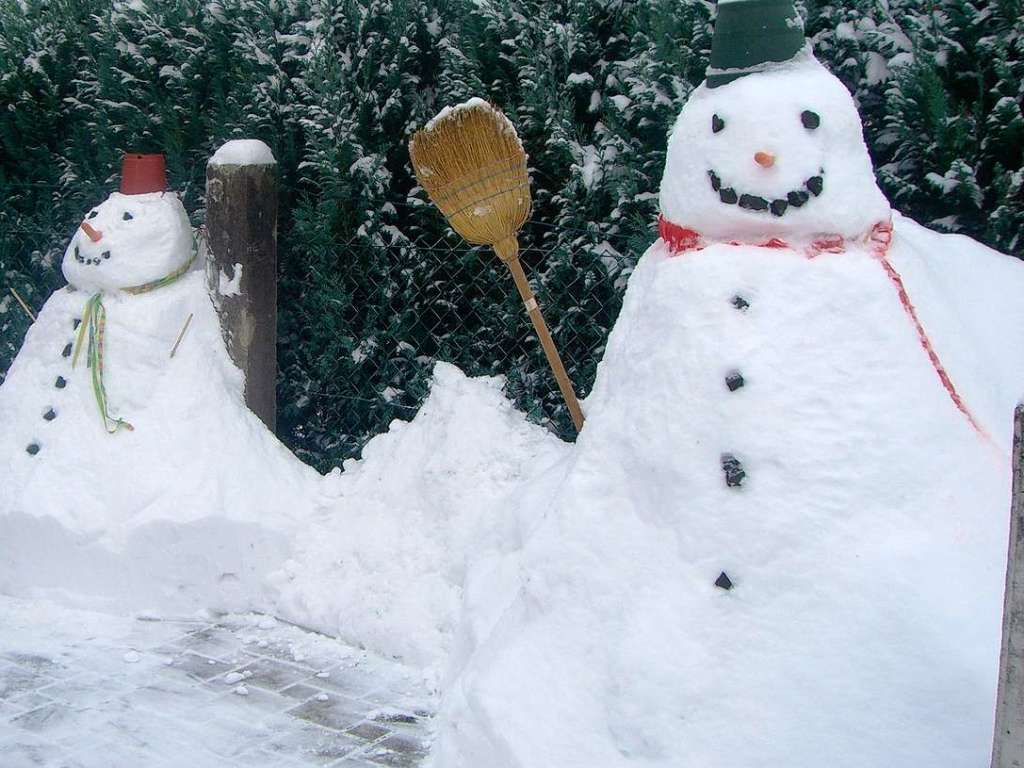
[1, 216, 643, 469]
[0, 226, 67, 385]
[277, 219, 640, 469]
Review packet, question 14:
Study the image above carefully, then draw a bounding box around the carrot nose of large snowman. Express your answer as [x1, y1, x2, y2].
[754, 151, 776, 169]
[80, 222, 103, 242]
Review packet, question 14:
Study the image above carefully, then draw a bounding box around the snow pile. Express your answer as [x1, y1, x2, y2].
[272, 362, 569, 673]
[419, 97, 524, 154]
[208, 139, 276, 167]
[424, 97, 489, 132]
[432, 216, 1024, 768]
[0, 191, 318, 615]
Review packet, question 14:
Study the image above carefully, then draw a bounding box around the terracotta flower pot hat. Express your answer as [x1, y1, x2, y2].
[120, 153, 167, 195]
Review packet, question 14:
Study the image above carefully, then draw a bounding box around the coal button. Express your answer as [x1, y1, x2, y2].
[721, 453, 746, 488]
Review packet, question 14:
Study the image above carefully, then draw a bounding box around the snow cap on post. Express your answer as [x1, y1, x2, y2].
[706, 0, 806, 89]
[120, 153, 167, 195]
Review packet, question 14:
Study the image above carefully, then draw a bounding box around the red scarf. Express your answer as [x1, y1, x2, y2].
[658, 215, 884, 259]
[656, 215, 990, 442]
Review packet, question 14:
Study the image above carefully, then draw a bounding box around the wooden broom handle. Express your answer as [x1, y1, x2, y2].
[495, 239, 585, 433]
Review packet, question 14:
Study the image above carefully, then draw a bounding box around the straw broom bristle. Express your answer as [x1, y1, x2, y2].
[409, 99, 586, 432]
[409, 100, 530, 251]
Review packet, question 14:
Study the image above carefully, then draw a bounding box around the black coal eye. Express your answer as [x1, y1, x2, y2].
[87, 210, 98, 219]
[123, 211, 133, 220]
[712, 114, 725, 133]
[801, 110, 821, 130]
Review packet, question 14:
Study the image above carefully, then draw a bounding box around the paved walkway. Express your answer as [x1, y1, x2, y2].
[0, 596, 434, 767]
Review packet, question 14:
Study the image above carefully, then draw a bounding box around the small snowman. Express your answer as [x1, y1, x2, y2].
[0, 151, 316, 613]
[0, 153, 197, 454]
[62, 153, 197, 433]
[434, 2, 1024, 766]
[64, 154, 195, 299]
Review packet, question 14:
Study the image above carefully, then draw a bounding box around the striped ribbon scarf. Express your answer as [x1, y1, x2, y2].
[71, 241, 197, 433]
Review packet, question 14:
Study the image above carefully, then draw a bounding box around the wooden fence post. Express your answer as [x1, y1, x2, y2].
[993, 403, 1024, 768]
[205, 140, 278, 431]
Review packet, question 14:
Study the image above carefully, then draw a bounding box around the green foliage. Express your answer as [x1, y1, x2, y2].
[805, 0, 1024, 245]
[1, 0, 1021, 469]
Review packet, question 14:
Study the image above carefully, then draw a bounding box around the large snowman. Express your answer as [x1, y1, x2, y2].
[0, 152, 316, 614]
[432, 2, 1024, 767]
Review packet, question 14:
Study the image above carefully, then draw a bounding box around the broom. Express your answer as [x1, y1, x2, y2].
[409, 100, 585, 433]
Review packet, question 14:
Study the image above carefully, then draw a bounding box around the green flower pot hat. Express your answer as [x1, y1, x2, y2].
[706, 0, 806, 88]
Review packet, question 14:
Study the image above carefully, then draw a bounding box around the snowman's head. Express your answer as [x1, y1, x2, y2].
[62, 191, 192, 293]
[659, 0, 890, 244]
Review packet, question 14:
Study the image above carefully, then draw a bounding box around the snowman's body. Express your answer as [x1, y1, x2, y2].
[434, 34, 1024, 768]
[0, 190, 315, 612]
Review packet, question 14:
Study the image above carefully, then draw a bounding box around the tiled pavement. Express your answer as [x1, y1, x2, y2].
[0, 596, 434, 767]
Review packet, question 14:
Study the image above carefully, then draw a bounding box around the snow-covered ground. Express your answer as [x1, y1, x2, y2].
[0, 595, 434, 767]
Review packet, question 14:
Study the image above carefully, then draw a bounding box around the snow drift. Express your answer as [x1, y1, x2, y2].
[272, 362, 569, 673]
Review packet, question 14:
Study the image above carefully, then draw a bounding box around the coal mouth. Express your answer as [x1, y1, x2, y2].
[708, 168, 824, 217]
[73, 244, 112, 267]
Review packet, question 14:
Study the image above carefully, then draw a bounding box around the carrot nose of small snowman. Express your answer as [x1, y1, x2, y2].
[754, 151, 776, 169]
[80, 222, 103, 242]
